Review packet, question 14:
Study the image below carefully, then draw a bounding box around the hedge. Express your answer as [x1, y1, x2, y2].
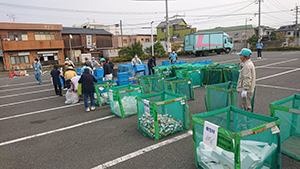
[250, 46, 300, 51]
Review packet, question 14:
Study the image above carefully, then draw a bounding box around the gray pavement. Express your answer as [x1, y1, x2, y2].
[0, 51, 300, 169]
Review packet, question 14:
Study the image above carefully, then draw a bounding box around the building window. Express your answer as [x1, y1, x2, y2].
[145, 38, 150, 42]
[123, 39, 127, 43]
[287, 32, 291, 36]
[10, 56, 30, 65]
[161, 28, 166, 32]
[141, 38, 144, 41]
[34, 32, 55, 40]
[8, 32, 28, 41]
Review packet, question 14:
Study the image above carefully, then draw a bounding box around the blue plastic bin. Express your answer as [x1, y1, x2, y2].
[94, 68, 104, 77]
[162, 60, 170, 66]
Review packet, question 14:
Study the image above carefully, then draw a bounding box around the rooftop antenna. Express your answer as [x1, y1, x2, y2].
[6, 14, 16, 22]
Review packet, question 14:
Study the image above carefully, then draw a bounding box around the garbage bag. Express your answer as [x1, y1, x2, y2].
[65, 90, 79, 104]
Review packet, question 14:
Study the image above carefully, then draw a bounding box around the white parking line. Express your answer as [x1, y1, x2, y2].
[0, 115, 115, 147]
[91, 131, 193, 169]
[256, 84, 300, 92]
[0, 89, 53, 99]
[0, 95, 58, 108]
[0, 83, 52, 92]
[0, 80, 51, 88]
[0, 102, 83, 121]
[257, 66, 297, 70]
[257, 68, 300, 81]
[256, 58, 298, 68]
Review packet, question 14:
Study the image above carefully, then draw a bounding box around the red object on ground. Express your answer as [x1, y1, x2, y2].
[13, 69, 17, 76]
[9, 70, 13, 78]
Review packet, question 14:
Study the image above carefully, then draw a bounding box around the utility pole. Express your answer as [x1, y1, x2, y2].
[69, 34, 73, 60]
[245, 18, 252, 42]
[120, 20, 124, 48]
[296, 5, 298, 25]
[258, 0, 261, 38]
[165, 0, 171, 53]
[151, 21, 154, 56]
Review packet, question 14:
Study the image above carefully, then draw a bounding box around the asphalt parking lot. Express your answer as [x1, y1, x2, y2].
[0, 51, 299, 169]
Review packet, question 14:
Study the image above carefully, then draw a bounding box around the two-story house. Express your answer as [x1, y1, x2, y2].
[0, 22, 65, 70]
[277, 24, 300, 37]
[112, 34, 157, 49]
[61, 27, 113, 60]
[156, 18, 196, 43]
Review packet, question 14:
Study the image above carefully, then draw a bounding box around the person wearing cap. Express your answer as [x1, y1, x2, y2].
[236, 48, 256, 112]
[78, 68, 97, 112]
[147, 55, 156, 75]
[169, 50, 178, 64]
[65, 58, 75, 68]
[101, 58, 113, 80]
[131, 54, 143, 76]
[256, 39, 263, 59]
[64, 66, 77, 89]
[91, 57, 101, 69]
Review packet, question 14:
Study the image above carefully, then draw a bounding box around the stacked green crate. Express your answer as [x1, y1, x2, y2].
[94, 80, 118, 107]
[205, 82, 256, 112]
[138, 75, 164, 94]
[270, 93, 300, 161]
[192, 106, 281, 169]
[176, 68, 203, 88]
[136, 91, 189, 140]
[153, 65, 174, 78]
[160, 77, 194, 100]
[108, 84, 144, 118]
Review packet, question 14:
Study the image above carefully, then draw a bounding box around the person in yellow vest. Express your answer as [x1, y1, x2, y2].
[64, 66, 77, 89]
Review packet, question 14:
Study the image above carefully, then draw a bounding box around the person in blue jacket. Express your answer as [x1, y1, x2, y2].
[33, 58, 42, 85]
[78, 68, 97, 112]
[169, 50, 178, 64]
[256, 39, 263, 59]
[50, 65, 62, 96]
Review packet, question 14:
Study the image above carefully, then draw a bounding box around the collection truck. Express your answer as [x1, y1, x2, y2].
[184, 31, 234, 57]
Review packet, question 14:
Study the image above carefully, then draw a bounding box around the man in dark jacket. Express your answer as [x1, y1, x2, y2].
[147, 56, 156, 75]
[50, 65, 62, 96]
[78, 68, 97, 112]
[84, 57, 92, 69]
[101, 58, 113, 80]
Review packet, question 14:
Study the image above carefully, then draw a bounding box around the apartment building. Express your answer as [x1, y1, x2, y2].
[0, 22, 64, 70]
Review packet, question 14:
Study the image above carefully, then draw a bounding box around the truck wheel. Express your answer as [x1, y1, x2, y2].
[195, 51, 202, 57]
[225, 48, 231, 54]
[202, 51, 208, 56]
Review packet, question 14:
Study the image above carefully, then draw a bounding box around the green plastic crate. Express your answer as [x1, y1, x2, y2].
[136, 90, 189, 140]
[192, 106, 281, 169]
[94, 80, 118, 107]
[205, 82, 256, 112]
[270, 93, 300, 161]
[108, 84, 144, 118]
[138, 75, 164, 94]
[159, 77, 194, 100]
[176, 68, 204, 88]
[204, 63, 237, 85]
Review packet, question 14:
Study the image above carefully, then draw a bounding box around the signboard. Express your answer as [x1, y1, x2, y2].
[44, 56, 48, 61]
[217, 132, 234, 152]
[203, 121, 219, 149]
[86, 35, 92, 48]
[143, 99, 150, 115]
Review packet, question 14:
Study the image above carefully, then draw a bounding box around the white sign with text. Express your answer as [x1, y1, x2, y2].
[203, 121, 219, 149]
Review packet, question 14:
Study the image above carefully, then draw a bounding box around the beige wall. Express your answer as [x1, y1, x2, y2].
[112, 35, 157, 49]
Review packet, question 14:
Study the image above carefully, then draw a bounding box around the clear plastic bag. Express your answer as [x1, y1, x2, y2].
[65, 90, 79, 104]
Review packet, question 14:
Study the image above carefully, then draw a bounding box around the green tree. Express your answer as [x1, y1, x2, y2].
[171, 43, 182, 52]
[247, 35, 259, 48]
[270, 31, 277, 41]
[145, 41, 166, 55]
[118, 41, 144, 57]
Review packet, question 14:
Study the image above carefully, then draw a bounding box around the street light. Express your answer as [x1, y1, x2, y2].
[142, 21, 155, 56]
[245, 18, 252, 42]
[69, 34, 73, 60]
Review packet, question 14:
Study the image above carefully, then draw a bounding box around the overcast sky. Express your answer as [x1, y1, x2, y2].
[0, 0, 298, 34]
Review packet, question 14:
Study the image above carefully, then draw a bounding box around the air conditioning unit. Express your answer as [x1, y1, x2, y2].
[3, 38, 10, 41]
[27, 65, 33, 69]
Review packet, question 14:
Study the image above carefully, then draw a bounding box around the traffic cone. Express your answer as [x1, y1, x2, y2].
[9, 70, 13, 78]
[13, 69, 17, 76]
